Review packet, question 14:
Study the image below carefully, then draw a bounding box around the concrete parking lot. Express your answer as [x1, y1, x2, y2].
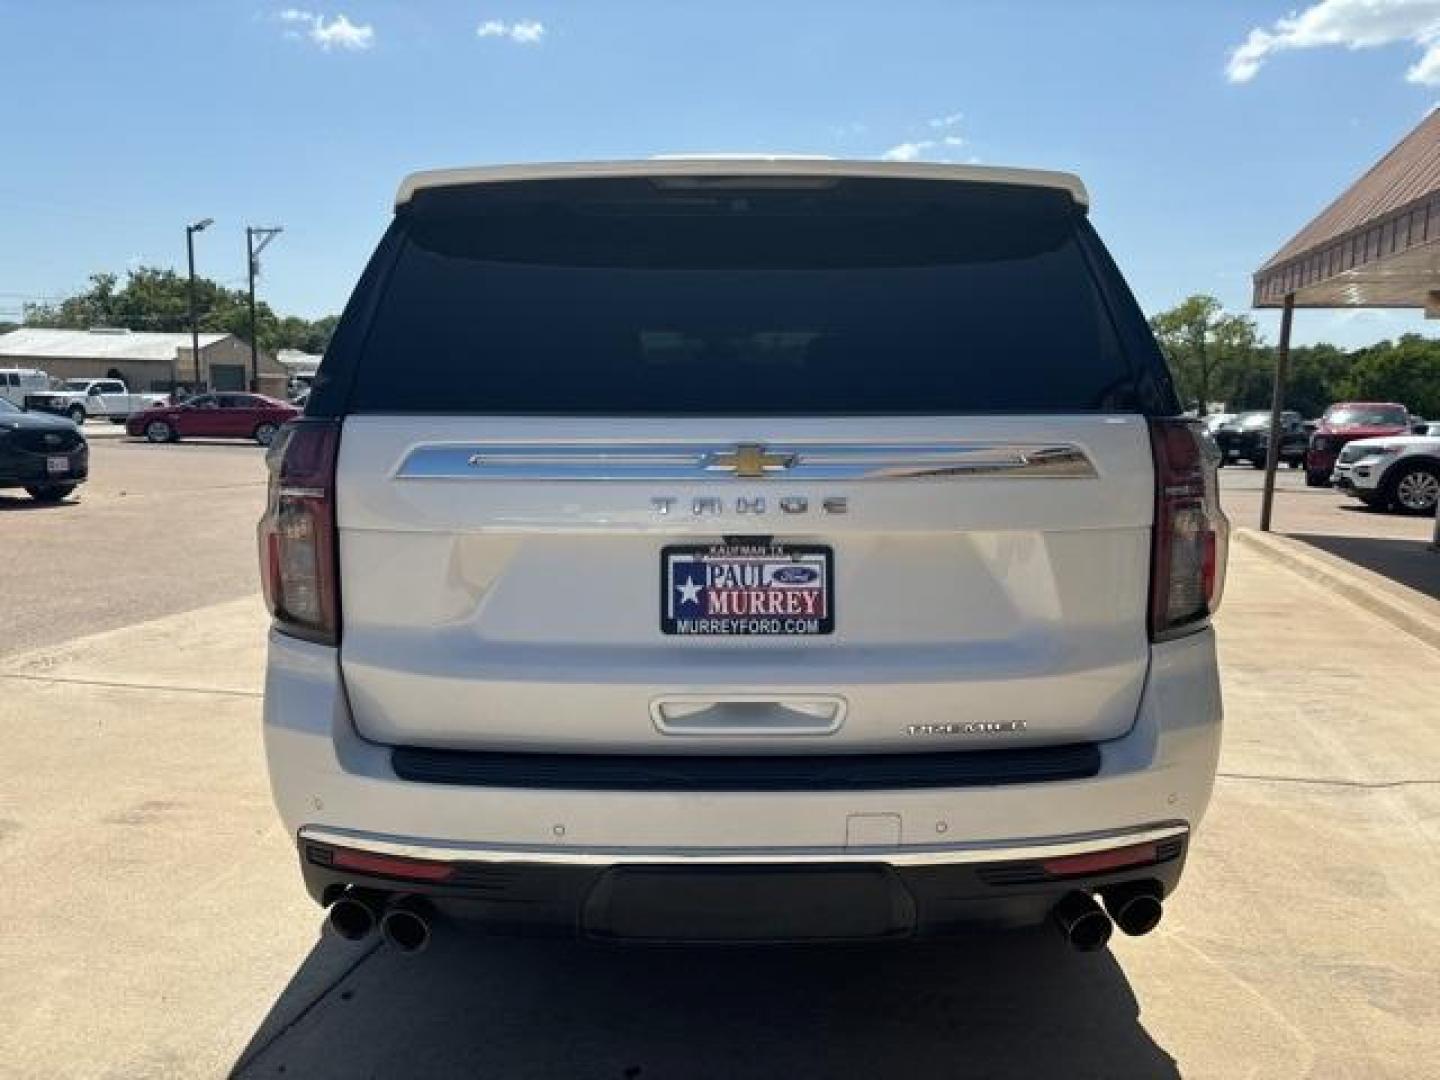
[2, 437, 1438, 1077]
[0, 433, 267, 656]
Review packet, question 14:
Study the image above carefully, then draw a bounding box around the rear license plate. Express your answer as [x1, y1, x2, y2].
[661, 542, 833, 636]
[46, 456, 69, 474]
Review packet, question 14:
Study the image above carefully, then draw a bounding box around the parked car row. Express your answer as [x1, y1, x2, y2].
[3, 368, 306, 448]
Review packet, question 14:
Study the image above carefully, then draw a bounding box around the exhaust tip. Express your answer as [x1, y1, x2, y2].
[1052, 891, 1113, 953]
[1102, 883, 1165, 937]
[328, 889, 380, 942]
[381, 897, 432, 955]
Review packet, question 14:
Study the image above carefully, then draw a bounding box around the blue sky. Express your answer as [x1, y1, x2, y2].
[3, 0, 1440, 348]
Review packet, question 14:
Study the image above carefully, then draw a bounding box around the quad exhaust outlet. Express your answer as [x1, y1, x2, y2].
[327, 887, 382, 942]
[1051, 891, 1113, 953]
[1101, 883, 1165, 937]
[380, 895, 433, 955]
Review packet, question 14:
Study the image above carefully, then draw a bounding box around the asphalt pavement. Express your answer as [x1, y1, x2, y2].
[1216, 464, 1434, 540]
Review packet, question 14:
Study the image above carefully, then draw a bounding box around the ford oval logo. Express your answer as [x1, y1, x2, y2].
[772, 566, 818, 585]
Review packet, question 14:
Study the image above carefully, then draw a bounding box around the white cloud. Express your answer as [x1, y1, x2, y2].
[1226, 0, 1440, 85]
[1410, 40, 1440, 81]
[881, 140, 933, 162]
[279, 9, 374, 51]
[880, 119, 965, 162]
[477, 18, 546, 43]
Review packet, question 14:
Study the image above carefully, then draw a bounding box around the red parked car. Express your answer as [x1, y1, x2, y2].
[1305, 402, 1411, 486]
[126, 392, 299, 446]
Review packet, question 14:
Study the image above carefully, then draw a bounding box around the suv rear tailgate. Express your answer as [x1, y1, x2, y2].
[336, 414, 1153, 753]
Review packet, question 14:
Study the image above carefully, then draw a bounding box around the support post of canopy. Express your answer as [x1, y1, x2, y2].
[1259, 292, 1295, 533]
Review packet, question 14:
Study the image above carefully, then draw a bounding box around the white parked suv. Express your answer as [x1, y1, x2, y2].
[1332, 434, 1440, 514]
[259, 160, 1227, 953]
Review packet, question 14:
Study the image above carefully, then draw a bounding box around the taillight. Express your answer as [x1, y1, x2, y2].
[1149, 419, 1228, 642]
[258, 418, 341, 645]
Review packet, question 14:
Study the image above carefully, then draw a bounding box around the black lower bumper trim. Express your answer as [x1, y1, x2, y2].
[389, 743, 1102, 792]
[299, 833, 1187, 941]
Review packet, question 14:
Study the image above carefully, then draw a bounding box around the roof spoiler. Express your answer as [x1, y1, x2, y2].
[394, 159, 1090, 211]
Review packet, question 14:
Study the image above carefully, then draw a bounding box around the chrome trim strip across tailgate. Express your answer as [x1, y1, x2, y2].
[394, 442, 1098, 481]
[299, 822, 1186, 867]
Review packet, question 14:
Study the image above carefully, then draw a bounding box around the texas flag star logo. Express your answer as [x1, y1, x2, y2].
[676, 572, 704, 609]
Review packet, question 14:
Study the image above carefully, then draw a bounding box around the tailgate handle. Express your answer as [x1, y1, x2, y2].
[651, 696, 846, 736]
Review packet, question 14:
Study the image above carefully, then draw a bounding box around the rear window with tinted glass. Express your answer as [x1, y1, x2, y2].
[343, 177, 1141, 415]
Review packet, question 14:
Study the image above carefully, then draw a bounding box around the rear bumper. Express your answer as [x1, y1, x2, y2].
[263, 624, 1222, 932]
[297, 823, 1188, 939]
[0, 448, 88, 487]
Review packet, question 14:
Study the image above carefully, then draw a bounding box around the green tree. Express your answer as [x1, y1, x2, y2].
[1283, 343, 1351, 418]
[1149, 295, 1263, 412]
[23, 266, 336, 357]
[1338, 335, 1440, 417]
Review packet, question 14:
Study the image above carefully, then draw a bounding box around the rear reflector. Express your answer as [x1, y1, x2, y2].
[329, 847, 456, 883]
[1042, 841, 1159, 878]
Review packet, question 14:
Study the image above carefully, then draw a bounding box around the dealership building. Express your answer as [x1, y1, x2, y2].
[0, 327, 286, 394]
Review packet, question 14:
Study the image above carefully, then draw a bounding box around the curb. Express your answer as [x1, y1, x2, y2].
[1233, 528, 1440, 652]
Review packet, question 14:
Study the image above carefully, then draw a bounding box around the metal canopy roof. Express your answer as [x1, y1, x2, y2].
[1254, 110, 1440, 309]
[395, 158, 1090, 210]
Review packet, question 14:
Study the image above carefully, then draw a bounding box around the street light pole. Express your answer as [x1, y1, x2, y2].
[185, 218, 213, 394]
[245, 226, 284, 392]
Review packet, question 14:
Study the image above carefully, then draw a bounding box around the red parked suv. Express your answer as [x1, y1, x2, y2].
[127, 392, 299, 446]
[1305, 402, 1411, 487]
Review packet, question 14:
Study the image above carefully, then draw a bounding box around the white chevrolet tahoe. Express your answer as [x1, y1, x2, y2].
[260, 160, 1227, 954]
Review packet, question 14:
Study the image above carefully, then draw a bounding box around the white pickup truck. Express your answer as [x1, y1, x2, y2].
[23, 378, 169, 424]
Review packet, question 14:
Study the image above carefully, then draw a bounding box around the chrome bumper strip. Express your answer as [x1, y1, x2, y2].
[394, 442, 1098, 482]
[299, 822, 1187, 868]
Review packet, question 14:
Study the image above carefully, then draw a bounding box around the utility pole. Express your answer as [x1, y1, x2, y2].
[246, 226, 284, 391]
[185, 218, 213, 395]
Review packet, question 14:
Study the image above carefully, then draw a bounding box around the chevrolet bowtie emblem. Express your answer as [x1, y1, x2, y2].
[706, 444, 797, 479]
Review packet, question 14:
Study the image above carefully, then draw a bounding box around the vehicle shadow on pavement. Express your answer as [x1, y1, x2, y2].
[0, 494, 80, 511]
[233, 922, 1177, 1079]
[1291, 532, 1440, 601]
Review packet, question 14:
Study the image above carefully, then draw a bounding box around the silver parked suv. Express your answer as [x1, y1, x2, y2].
[259, 159, 1227, 953]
